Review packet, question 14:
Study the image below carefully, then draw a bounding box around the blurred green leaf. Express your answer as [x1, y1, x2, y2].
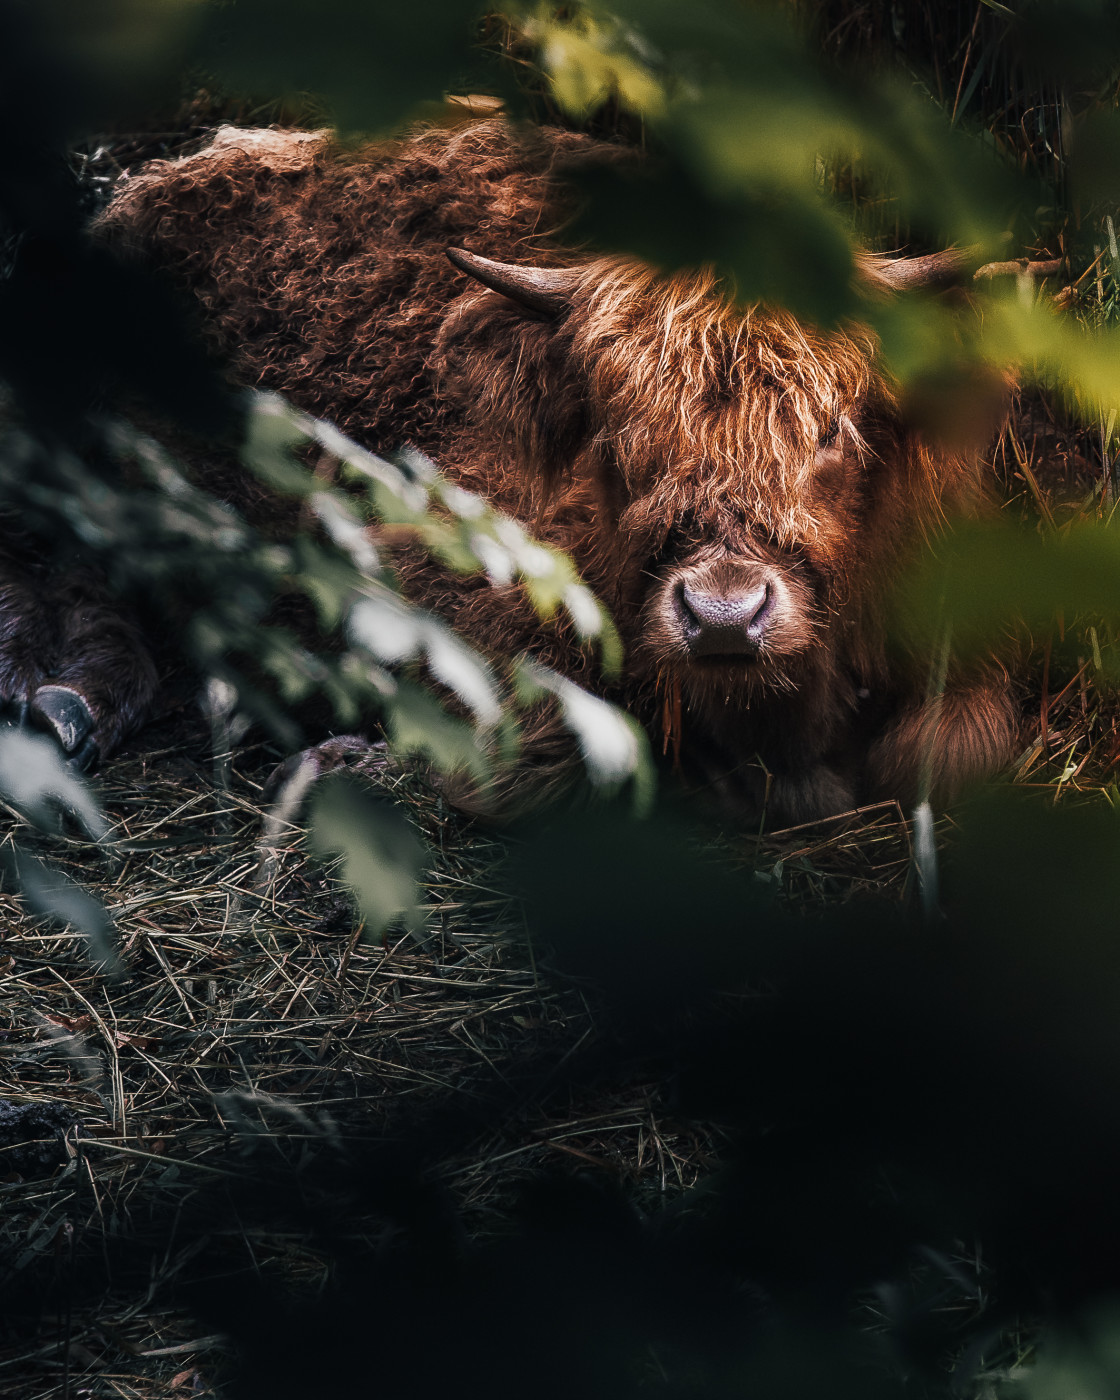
[386, 679, 493, 784]
[2, 845, 121, 977]
[1071, 108, 1120, 207]
[573, 158, 859, 324]
[895, 517, 1120, 664]
[241, 395, 316, 496]
[190, 0, 486, 131]
[0, 726, 109, 842]
[528, 0, 1022, 326]
[514, 657, 652, 810]
[1012, 0, 1120, 87]
[28, 0, 206, 128]
[1011, 1306, 1120, 1399]
[0, 728, 119, 974]
[310, 774, 424, 939]
[520, 4, 666, 117]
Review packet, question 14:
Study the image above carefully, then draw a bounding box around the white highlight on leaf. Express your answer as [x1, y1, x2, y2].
[348, 594, 421, 665]
[329, 439, 427, 512]
[470, 532, 515, 586]
[494, 517, 529, 551]
[310, 491, 379, 575]
[491, 515, 558, 581]
[394, 445, 439, 485]
[311, 421, 360, 463]
[204, 676, 239, 720]
[517, 543, 556, 579]
[519, 661, 640, 784]
[913, 799, 940, 924]
[254, 390, 286, 420]
[348, 594, 501, 726]
[0, 727, 109, 843]
[441, 483, 486, 520]
[560, 684, 640, 782]
[423, 627, 502, 727]
[563, 582, 603, 637]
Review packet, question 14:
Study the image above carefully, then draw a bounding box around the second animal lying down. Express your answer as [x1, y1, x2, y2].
[87, 118, 1015, 823]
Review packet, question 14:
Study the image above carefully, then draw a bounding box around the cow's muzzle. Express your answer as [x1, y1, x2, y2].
[676, 578, 777, 657]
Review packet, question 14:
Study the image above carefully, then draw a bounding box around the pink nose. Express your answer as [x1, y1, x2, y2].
[678, 582, 774, 655]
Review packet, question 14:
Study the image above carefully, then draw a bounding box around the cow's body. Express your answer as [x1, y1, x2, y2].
[80, 118, 1014, 822]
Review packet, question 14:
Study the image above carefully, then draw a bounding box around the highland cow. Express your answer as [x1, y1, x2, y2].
[72, 119, 1015, 823]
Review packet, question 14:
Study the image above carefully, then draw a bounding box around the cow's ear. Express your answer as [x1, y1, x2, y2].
[446, 248, 581, 319]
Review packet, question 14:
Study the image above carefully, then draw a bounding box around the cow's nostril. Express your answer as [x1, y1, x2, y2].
[677, 582, 700, 631]
[678, 581, 775, 656]
[743, 582, 773, 637]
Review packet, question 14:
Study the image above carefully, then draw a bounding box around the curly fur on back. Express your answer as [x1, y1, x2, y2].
[100, 122, 596, 453]
[98, 118, 1016, 823]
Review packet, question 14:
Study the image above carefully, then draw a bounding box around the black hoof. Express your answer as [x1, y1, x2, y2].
[28, 685, 99, 771]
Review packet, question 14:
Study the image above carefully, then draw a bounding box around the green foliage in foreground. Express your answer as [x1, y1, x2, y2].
[0, 391, 649, 945]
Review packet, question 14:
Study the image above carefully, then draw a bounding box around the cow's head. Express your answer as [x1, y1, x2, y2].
[439, 246, 981, 704]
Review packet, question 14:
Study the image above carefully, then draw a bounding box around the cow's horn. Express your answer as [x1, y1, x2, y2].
[869, 246, 982, 291]
[447, 248, 580, 317]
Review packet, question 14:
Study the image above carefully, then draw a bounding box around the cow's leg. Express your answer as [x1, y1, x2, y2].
[866, 680, 1018, 808]
[0, 549, 54, 721]
[766, 764, 858, 828]
[263, 737, 406, 838]
[17, 565, 159, 769]
[440, 703, 581, 819]
[268, 703, 582, 823]
[266, 735, 396, 799]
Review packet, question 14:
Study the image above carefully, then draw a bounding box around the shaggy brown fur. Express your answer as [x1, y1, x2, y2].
[94, 119, 1016, 824]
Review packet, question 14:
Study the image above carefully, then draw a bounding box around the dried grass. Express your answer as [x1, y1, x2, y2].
[0, 718, 723, 1397]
